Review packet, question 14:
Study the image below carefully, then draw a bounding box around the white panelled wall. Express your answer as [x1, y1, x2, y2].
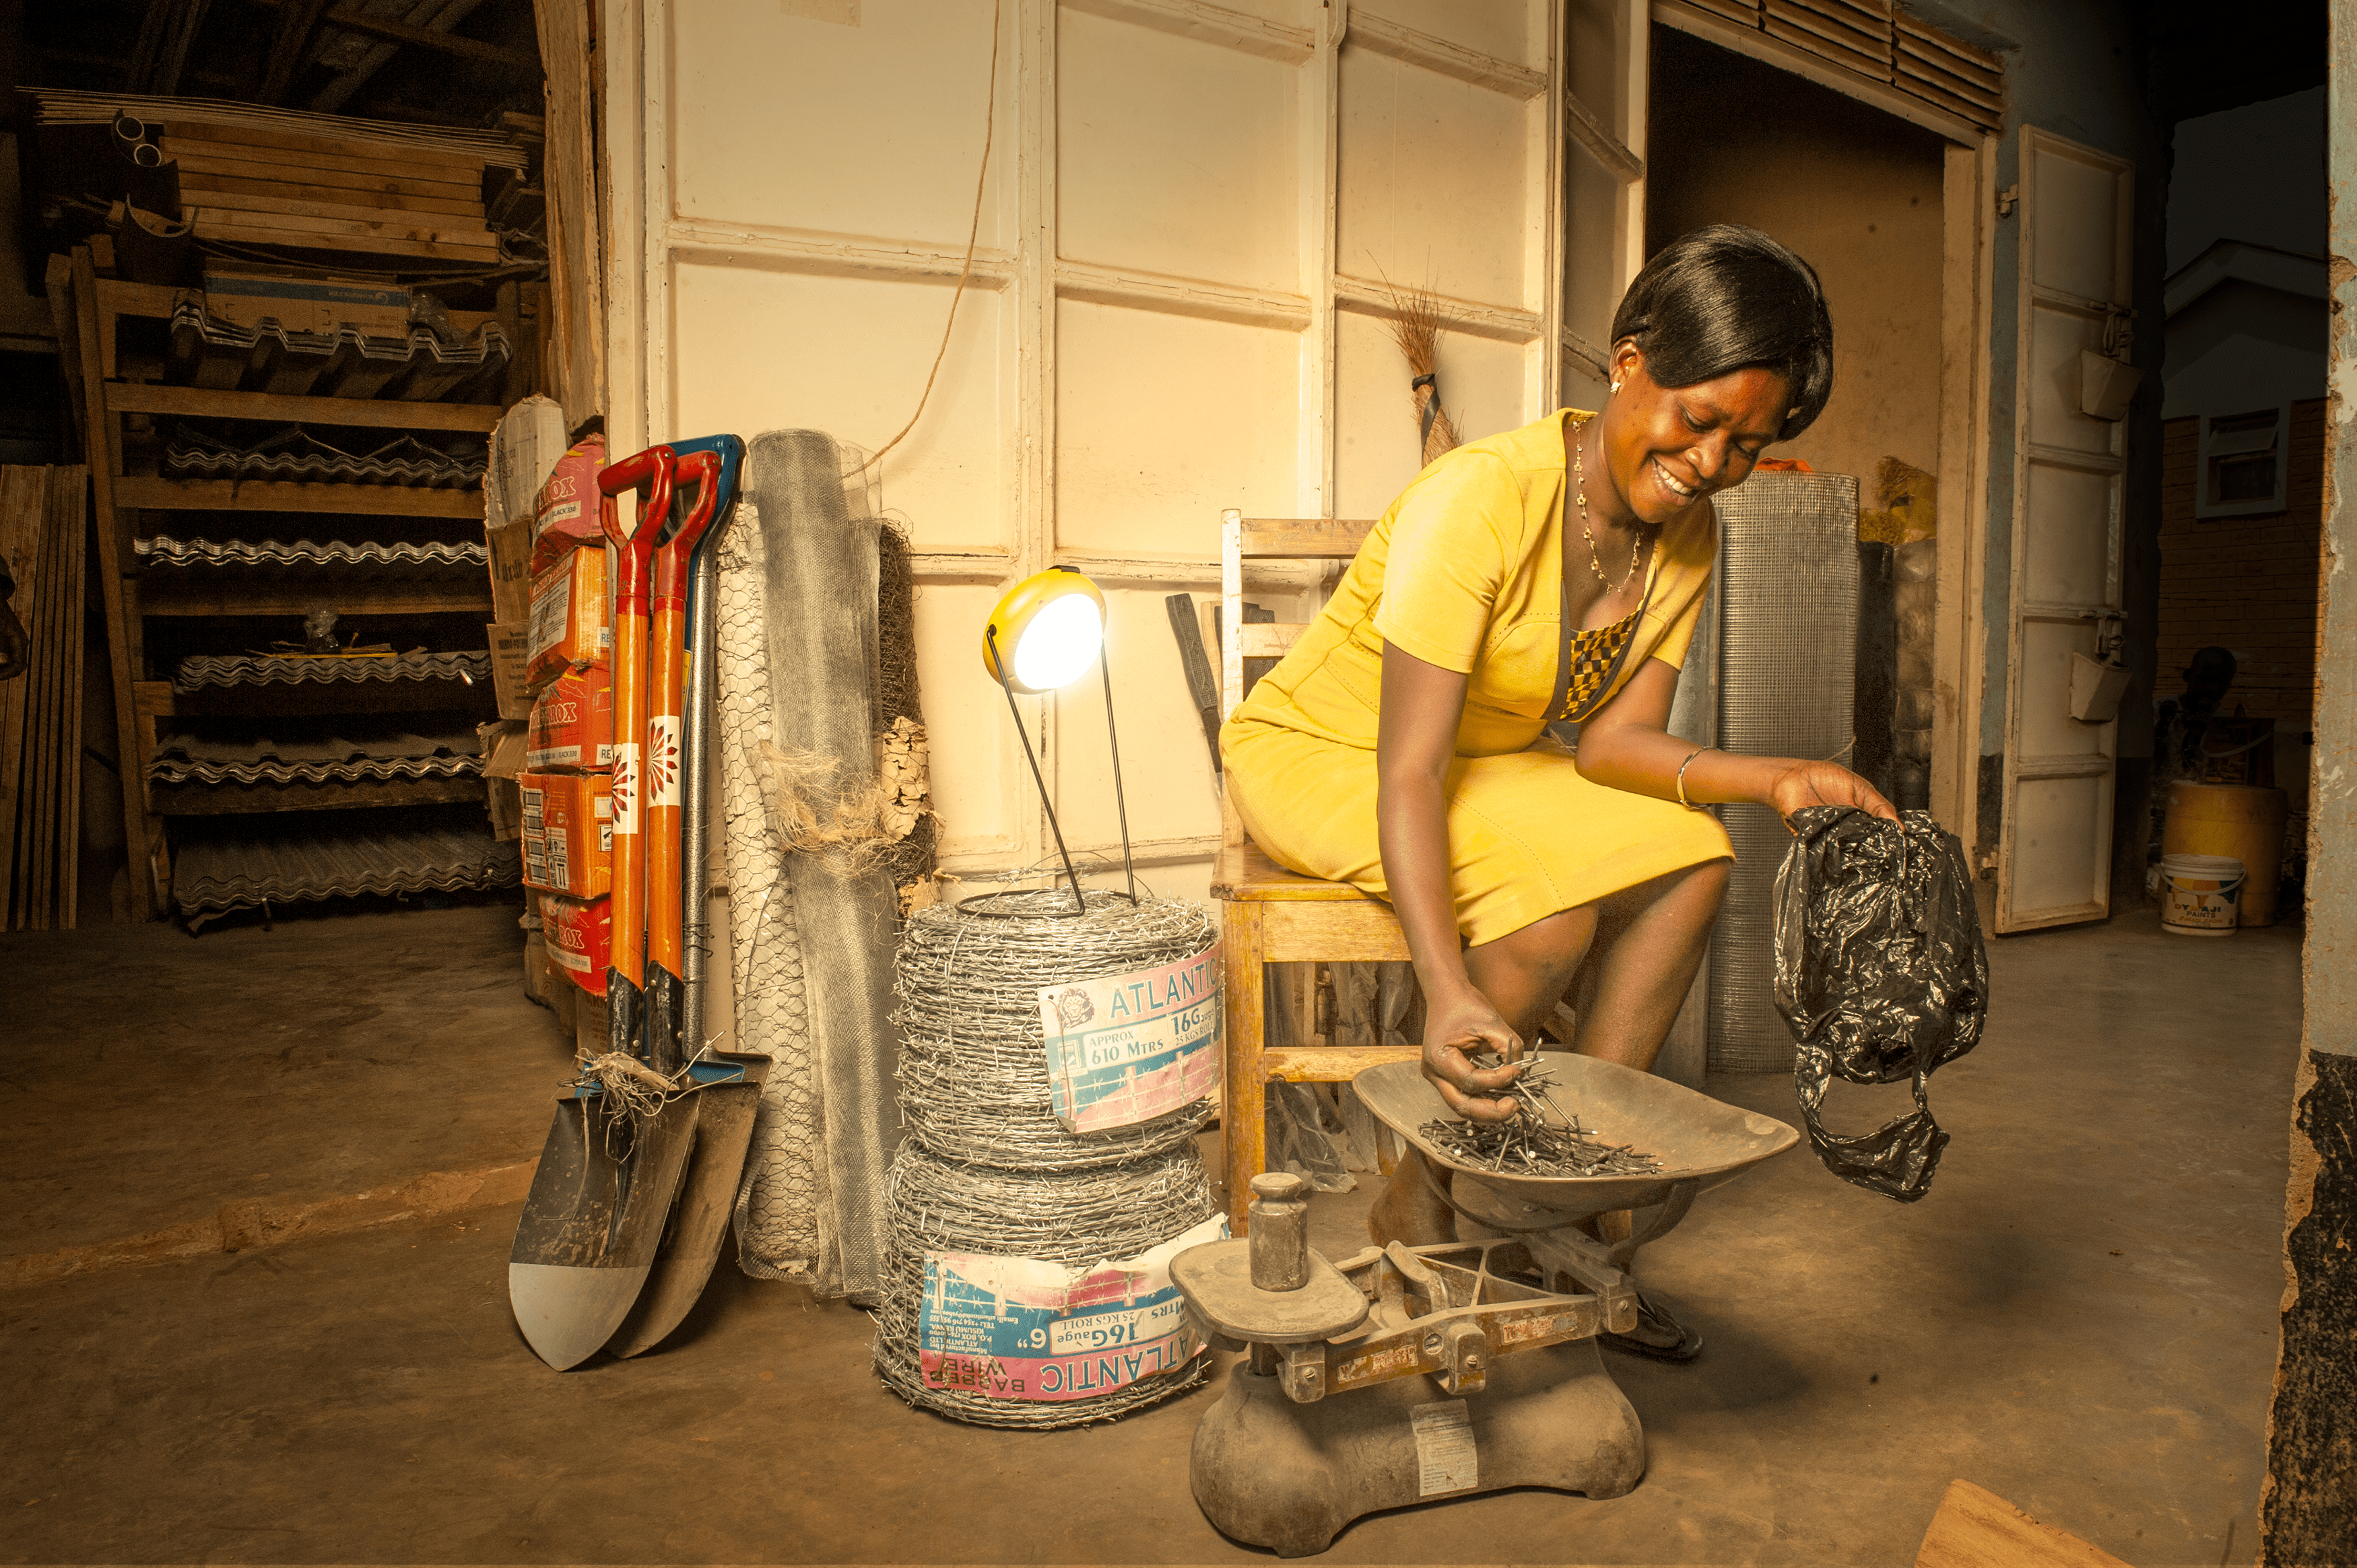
[603, 0, 1648, 900]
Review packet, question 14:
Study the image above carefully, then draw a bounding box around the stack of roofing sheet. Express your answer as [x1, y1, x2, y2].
[163, 428, 486, 488]
[137, 536, 486, 572]
[166, 302, 512, 403]
[1893, 11, 2003, 131]
[147, 728, 483, 786]
[171, 825, 521, 926]
[174, 650, 491, 693]
[1762, 0, 1894, 82]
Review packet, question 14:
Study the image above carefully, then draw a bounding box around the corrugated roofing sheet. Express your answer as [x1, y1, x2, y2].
[137, 535, 487, 570]
[174, 650, 490, 693]
[163, 430, 486, 489]
[167, 303, 514, 404]
[147, 728, 482, 784]
[172, 825, 521, 925]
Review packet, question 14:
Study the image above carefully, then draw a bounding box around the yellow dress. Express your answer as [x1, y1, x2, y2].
[1221, 409, 1734, 947]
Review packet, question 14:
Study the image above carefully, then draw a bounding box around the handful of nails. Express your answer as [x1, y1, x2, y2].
[1417, 1050, 1663, 1178]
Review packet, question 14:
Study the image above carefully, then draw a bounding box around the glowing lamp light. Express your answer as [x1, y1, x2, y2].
[976, 567, 1135, 917]
[981, 568, 1106, 694]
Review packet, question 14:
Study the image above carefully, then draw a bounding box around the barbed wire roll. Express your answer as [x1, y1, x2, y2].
[893, 889, 1220, 1171]
[871, 1140, 1217, 1428]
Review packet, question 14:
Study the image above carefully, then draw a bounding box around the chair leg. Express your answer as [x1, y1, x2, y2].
[1222, 900, 1267, 1234]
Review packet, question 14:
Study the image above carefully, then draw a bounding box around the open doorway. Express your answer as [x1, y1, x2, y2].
[1646, 23, 1950, 815]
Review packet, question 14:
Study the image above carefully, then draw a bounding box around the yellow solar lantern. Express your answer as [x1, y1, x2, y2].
[976, 566, 1135, 916]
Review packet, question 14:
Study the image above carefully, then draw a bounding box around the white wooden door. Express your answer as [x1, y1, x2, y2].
[603, 0, 1644, 897]
[1995, 127, 2133, 932]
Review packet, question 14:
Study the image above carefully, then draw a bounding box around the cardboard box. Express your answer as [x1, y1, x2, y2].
[540, 893, 613, 997]
[519, 768, 612, 898]
[527, 664, 613, 771]
[486, 622, 532, 720]
[531, 433, 606, 570]
[486, 516, 534, 625]
[526, 545, 609, 690]
[202, 270, 412, 335]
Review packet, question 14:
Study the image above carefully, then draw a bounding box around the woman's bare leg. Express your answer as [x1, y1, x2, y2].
[1569, 858, 1728, 1070]
[1368, 907, 1599, 1246]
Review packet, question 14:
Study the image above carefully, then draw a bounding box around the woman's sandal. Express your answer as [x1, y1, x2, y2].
[1600, 1291, 1704, 1363]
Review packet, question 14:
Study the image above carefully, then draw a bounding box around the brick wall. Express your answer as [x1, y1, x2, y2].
[2157, 399, 2324, 728]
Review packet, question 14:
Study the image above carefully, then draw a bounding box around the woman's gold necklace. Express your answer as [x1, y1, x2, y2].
[1572, 419, 1642, 591]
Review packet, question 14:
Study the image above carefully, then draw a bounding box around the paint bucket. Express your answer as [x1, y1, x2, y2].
[2159, 854, 2245, 936]
[2161, 782, 2288, 925]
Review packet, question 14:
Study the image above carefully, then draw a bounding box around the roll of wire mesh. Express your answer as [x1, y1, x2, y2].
[1706, 471, 1861, 1072]
[873, 885, 1222, 1427]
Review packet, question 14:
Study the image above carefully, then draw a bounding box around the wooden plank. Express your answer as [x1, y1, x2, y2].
[137, 582, 494, 618]
[1894, 44, 2005, 110]
[162, 115, 499, 172]
[1236, 518, 1376, 558]
[185, 217, 500, 264]
[1894, 11, 2002, 73]
[1237, 621, 1306, 658]
[1913, 1479, 2131, 1567]
[1762, 13, 1893, 79]
[159, 153, 481, 201]
[19, 469, 62, 928]
[1222, 900, 1268, 1233]
[113, 478, 484, 518]
[1767, 0, 1892, 61]
[0, 469, 44, 916]
[1260, 899, 1411, 963]
[1261, 1046, 1423, 1082]
[71, 251, 159, 914]
[55, 469, 87, 928]
[150, 774, 489, 815]
[162, 137, 486, 185]
[1892, 71, 2002, 130]
[185, 205, 492, 249]
[180, 182, 486, 222]
[105, 382, 505, 432]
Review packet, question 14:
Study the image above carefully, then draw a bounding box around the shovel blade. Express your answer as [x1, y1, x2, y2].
[606, 1057, 770, 1359]
[509, 1089, 702, 1370]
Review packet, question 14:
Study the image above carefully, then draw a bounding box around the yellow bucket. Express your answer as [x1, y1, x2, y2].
[2162, 782, 2288, 925]
[2160, 853, 2245, 936]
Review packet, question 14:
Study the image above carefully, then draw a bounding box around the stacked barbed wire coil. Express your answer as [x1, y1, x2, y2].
[872, 887, 1223, 1428]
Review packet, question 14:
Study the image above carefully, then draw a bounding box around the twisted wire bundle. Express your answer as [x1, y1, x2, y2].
[894, 889, 1219, 1169]
[873, 887, 1223, 1428]
[871, 1143, 1216, 1427]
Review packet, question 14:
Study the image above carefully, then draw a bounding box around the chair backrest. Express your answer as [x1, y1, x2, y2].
[1218, 508, 1376, 848]
[1218, 509, 1376, 719]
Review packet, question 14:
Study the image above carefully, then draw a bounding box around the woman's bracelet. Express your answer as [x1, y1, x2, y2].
[1675, 747, 1712, 810]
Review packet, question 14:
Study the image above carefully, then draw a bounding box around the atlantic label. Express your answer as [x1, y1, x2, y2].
[1038, 943, 1222, 1133]
[916, 1213, 1226, 1402]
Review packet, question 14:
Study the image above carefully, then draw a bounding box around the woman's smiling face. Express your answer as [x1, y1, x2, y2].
[1598, 345, 1791, 529]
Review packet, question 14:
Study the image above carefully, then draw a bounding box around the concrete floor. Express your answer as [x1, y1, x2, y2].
[1, 897, 2299, 1566]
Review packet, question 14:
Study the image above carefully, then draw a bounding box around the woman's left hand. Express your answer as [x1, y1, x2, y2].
[1766, 759, 1898, 824]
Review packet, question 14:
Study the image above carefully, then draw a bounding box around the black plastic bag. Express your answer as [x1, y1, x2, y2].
[1772, 807, 1989, 1202]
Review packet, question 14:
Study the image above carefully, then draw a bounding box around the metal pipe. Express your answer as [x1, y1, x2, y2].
[1098, 646, 1137, 902]
[678, 495, 729, 1058]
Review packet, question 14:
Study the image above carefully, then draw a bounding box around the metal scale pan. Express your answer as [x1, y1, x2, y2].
[1352, 1051, 1799, 1229]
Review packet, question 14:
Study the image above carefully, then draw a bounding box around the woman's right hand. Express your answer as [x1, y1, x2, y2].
[1420, 983, 1527, 1122]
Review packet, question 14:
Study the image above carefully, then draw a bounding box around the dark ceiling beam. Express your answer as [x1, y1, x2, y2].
[130, 0, 213, 96]
[255, 0, 333, 104]
[314, 4, 535, 69]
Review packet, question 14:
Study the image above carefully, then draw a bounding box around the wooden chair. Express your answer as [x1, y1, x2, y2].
[1212, 508, 1418, 1232]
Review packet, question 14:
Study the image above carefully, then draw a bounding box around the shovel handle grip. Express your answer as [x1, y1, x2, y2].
[653, 449, 724, 605]
[598, 446, 675, 608]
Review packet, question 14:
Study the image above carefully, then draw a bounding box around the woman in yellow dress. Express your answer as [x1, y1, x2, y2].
[1220, 225, 1896, 1358]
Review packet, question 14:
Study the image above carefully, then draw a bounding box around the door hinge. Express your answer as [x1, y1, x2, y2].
[1996, 184, 2019, 219]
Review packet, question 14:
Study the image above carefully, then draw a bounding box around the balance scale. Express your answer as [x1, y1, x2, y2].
[1170, 1052, 1799, 1558]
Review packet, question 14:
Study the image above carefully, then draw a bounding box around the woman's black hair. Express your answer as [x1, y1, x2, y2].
[1609, 224, 1834, 441]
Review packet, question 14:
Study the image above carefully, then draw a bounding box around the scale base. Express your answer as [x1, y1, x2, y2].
[1190, 1336, 1644, 1557]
